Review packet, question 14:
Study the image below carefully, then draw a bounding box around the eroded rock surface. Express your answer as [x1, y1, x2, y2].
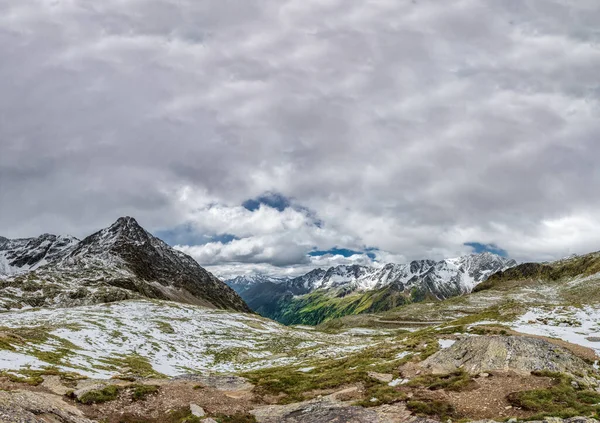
[421, 336, 595, 381]
[0, 390, 95, 423]
[252, 390, 429, 423]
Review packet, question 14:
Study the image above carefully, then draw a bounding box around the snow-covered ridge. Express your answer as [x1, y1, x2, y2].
[232, 252, 517, 298]
[0, 234, 78, 276]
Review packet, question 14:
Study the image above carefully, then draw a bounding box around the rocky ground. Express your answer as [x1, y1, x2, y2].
[4, 258, 600, 422]
[2, 329, 600, 423]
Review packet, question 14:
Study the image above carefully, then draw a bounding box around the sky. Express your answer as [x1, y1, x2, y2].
[1, 0, 600, 279]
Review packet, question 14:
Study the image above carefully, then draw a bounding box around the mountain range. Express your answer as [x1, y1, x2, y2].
[0, 217, 250, 312]
[226, 253, 517, 325]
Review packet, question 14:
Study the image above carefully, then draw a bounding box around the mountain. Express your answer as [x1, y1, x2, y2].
[0, 234, 78, 276]
[0, 217, 250, 312]
[225, 274, 290, 294]
[238, 252, 517, 325]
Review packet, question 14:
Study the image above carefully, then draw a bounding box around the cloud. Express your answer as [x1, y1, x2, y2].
[1, 0, 600, 277]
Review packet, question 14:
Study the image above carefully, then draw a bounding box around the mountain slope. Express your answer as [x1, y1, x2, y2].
[0, 299, 372, 378]
[0, 217, 250, 312]
[239, 253, 516, 325]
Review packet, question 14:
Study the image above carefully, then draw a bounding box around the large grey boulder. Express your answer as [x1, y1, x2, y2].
[0, 390, 95, 423]
[421, 336, 595, 381]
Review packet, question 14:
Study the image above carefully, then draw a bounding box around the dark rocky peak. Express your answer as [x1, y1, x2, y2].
[410, 259, 436, 274]
[66, 217, 155, 261]
[99, 216, 150, 246]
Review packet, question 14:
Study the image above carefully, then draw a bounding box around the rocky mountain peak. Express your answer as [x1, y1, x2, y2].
[0, 218, 251, 312]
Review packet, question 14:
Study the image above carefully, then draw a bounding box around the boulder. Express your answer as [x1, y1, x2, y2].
[421, 336, 595, 382]
[190, 403, 205, 417]
[368, 372, 394, 383]
[0, 390, 94, 423]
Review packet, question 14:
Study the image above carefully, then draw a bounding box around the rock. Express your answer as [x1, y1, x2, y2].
[41, 375, 73, 396]
[190, 403, 205, 417]
[252, 392, 422, 423]
[174, 374, 254, 391]
[252, 397, 381, 423]
[368, 372, 394, 383]
[421, 336, 594, 382]
[72, 382, 110, 400]
[0, 390, 94, 423]
[479, 372, 490, 378]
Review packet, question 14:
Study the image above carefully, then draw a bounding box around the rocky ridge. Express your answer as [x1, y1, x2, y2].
[0, 217, 250, 312]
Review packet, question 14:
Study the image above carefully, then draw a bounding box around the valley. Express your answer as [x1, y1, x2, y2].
[227, 253, 517, 325]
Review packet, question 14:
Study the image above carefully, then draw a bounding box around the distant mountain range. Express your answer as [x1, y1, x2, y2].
[0, 217, 250, 312]
[226, 274, 291, 294]
[225, 253, 517, 325]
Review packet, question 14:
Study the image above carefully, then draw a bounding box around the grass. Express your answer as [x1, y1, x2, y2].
[243, 341, 410, 404]
[156, 321, 175, 334]
[407, 400, 456, 420]
[407, 370, 474, 392]
[354, 384, 407, 407]
[99, 354, 166, 379]
[507, 371, 600, 419]
[213, 414, 258, 423]
[131, 384, 159, 401]
[77, 385, 121, 404]
[1, 367, 86, 386]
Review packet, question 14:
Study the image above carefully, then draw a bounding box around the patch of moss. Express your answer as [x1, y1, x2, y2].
[78, 385, 121, 404]
[354, 384, 407, 407]
[213, 414, 258, 423]
[100, 354, 166, 379]
[408, 370, 474, 392]
[131, 384, 159, 401]
[156, 321, 175, 334]
[1, 368, 86, 386]
[407, 400, 456, 420]
[507, 371, 600, 419]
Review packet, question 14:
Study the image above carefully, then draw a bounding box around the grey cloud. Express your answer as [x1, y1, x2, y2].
[1, 0, 599, 270]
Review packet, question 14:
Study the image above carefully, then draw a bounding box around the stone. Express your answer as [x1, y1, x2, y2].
[0, 390, 95, 423]
[368, 371, 394, 383]
[421, 336, 594, 383]
[190, 403, 205, 417]
[73, 383, 110, 400]
[41, 375, 73, 396]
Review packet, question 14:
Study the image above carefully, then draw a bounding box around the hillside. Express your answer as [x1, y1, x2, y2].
[0, 217, 250, 312]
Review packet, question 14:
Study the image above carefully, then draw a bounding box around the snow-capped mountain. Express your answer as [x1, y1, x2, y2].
[285, 252, 516, 298]
[225, 274, 290, 294]
[0, 234, 78, 276]
[237, 252, 517, 325]
[0, 217, 250, 312]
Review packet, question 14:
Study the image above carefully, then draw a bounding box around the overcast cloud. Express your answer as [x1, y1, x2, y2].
[1, 0, 599, 278]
